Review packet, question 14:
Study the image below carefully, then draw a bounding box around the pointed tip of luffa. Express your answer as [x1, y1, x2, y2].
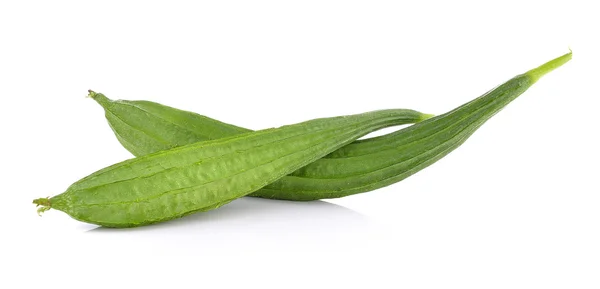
[526, 50, 572, 83]
[87, 90, 111, 107]
[419, 113, 436, 122]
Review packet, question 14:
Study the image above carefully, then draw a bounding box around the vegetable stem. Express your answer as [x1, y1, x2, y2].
[526, 50, 572, 83]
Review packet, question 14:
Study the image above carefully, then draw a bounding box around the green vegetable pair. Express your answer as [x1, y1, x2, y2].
[33, 51, 572, 227]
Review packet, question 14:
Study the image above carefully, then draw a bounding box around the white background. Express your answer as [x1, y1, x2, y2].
[1, 1, 598, 288]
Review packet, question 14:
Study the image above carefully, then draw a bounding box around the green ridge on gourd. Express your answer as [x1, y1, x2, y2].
[86, 51, 571, 201]
[33, 108, 424, 227]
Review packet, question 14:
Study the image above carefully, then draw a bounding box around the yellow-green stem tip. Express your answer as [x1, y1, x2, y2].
[527, 50, 572, 83]
[419, 113, 436, 122]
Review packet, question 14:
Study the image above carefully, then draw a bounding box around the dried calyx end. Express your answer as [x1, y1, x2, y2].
[87, 89, 97, 98]
[33, 198, 51, 216]
[87, 89, 111, 107]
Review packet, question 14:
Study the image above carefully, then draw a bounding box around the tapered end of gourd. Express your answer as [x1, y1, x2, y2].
[33, 198, 52, 216]
[526, 50, 572, 83]
[419, 113, 436, 122]
[87, 90, 112, 107]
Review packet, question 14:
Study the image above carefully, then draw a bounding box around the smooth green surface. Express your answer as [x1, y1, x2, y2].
[35, 109, 423, 227]
[89, 52, 572, 201]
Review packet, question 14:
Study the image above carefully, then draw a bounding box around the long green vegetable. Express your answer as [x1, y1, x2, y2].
[33, 108, 424, 227]
[89, 52, 572, 200]
[33, 51, 571, 227]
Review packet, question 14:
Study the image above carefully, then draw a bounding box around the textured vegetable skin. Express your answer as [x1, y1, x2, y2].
[91, 96, 251, 156]
[33, 108, 425, 227]
[90, 93, 431, 200]
[262, 51, 572, 199]
[91, 52, 572, 200]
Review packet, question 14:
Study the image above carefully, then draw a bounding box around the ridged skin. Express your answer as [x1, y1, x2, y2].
[257, 51, 573, 199]
[49, 109, 424, 227]
[90, 52, 571, 201]
[93, 96, 251, 156]
[91, 94, 429, 200]
[257, 75, 531, 200]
